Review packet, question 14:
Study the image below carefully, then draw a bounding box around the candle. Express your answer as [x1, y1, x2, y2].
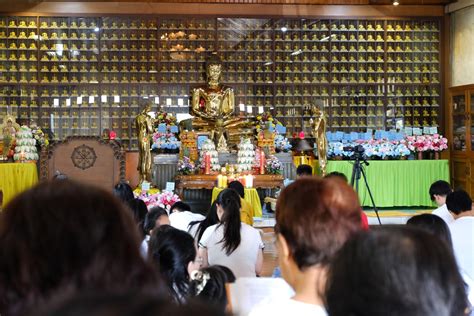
[245, 175, 254, 188]
[246, 105, 252, 114]
[222, 175, 228, 188]
[204, 152, 211, 175]
[239, 103, 245, 112]
[259, 151, 265, 175]
[217, 175, 223, 188]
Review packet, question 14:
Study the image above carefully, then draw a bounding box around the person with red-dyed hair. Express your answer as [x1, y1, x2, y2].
[250, 177, 363, 316]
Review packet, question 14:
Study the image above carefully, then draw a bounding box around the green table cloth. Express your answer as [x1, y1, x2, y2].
[326, 160, 449, 207]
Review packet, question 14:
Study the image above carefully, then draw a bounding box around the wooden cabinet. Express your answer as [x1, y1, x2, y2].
[449, 85, 474, 196]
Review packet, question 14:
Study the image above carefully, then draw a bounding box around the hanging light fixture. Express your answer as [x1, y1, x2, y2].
[393, 0, 400, 5]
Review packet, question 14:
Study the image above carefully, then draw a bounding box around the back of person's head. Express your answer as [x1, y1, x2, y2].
[189, 265, 236, 312]
[216, 189, 242, 255]
[190, 202, 219, 241]
[170, 201, 192, 214]
[429, 180, 452, 201]
[407, 213, 452, 248]
[113, 182, 134, 203]
[326, 226, 468, 316]
[276, 177, 362, 270]
[228, 181, 245, 198]
[324, 171, 348, 182]
[0, 180, 161, 316]
[144, 207, 169, 235]
[127, 198, 148, 233]
[38, 291, 224, 316]
[296, 164, 312, 177]
[446, 189, 472, 215]
[148, 226, 197, 303]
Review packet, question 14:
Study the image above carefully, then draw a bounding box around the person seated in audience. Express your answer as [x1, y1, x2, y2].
[324, 171, 369, 230]
[169, 201, 205, 233]
[296, 164, 313, 178]
[447, 190, 474, 282]
[228, 180, 254, 225]
[325, 226, 469, 316]
[188, 201, 219, 241]
[140, 207, 170, 257]
[148, 226, 202, 304]
[38, 291, 224, 316]
[189, 265, 236, 313]
[250, 177, 362, 316]
[0, 180, 162, 316]
[407, 213, 474, 307]
[198, 189, 264, 278]
[113, 181, 135, 204]
[128, 198, 148, 238]
[429, 180, 453, 224]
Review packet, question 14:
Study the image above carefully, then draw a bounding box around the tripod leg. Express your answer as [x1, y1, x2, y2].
[350, 162, 357, 187]
[360, 166, 382, 225]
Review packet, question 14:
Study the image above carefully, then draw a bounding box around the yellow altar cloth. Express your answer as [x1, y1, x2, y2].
[0, 163, 38, 207]
[211, 187, 263, 218]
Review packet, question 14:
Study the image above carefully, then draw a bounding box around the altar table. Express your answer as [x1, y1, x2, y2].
[0, 163, 38, 208]
[175, 174, 283, 204]
[326, 160, 449, 207]
[212, 187, 263, 217]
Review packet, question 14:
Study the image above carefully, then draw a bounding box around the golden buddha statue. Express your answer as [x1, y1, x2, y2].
[135, 103, 155, 186]
[189, 54, 252, 147]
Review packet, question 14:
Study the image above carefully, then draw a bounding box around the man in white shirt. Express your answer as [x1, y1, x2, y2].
[429, 180, 453, 224]
[447, 190, 474, 282]
[169, 201, 205, 233]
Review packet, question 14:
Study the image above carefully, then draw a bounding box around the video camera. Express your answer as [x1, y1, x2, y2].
[342, 144, 366, 160]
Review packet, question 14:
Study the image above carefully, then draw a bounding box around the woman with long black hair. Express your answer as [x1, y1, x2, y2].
[198, 189, 264, 278]
[149, 226, 202, 303]
[188, 201, 220, 242]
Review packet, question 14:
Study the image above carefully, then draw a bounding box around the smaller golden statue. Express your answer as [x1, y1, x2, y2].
[312, 106, 328, 176]
[135, 103, 155, 186]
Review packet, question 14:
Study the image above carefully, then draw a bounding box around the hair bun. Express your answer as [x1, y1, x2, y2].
[190, 270, 210, 295]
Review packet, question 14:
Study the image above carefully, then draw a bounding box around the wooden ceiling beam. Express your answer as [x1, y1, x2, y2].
[0, 1, 445, 16]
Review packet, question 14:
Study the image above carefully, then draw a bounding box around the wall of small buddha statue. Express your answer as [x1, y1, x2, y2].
[0, 16, 443, 151]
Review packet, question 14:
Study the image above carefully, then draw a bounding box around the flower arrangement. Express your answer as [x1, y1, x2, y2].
[135, 189, 181, 212]
[255, 112, 283, 133]
[30, 124, 49, 148]
[177, 156, 196, 175]
[155, 111, 177, 126]
[407, 134, 448, 152]
[274, 134, 292, 152]
[152, 132, 181, 152]
[327, 132, 448, 160]
[265, 155, 282, 174]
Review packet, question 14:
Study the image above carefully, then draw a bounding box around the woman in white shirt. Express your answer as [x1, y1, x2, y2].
[198, 188, 264, 278]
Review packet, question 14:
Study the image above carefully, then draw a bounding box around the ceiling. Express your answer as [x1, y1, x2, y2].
[0, 0, 454, 4]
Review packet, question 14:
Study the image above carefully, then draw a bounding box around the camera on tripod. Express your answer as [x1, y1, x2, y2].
[343, 144, 365, 160]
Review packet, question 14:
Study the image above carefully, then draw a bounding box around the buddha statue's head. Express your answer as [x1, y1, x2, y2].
[206, 54, 222, 87]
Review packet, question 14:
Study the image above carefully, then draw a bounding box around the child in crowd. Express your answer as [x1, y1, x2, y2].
[169, 201, 205, 233]
[0, 180, 162, 316]
[188, 201, 219, 241]
[325, 226, 469, 316]
[140, 206, 170, 257]
[429, 180, 453, 224]
[199, 189, 264, 278]
[148, 226, 202, 304]
[189, 265, 236, 313]
[447, 190, 474, 284]
[251, 177, 362, 316]
[228, 180, 254, 225]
